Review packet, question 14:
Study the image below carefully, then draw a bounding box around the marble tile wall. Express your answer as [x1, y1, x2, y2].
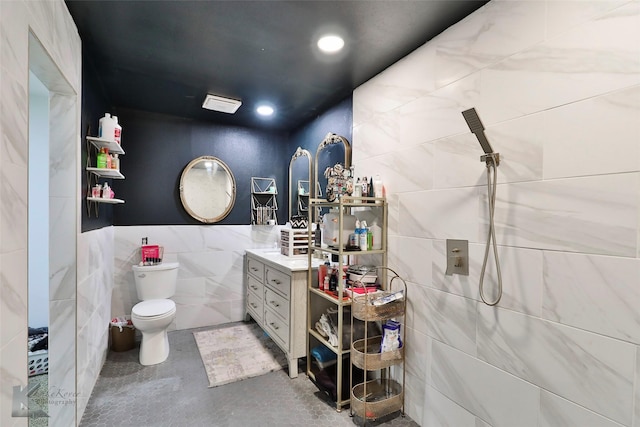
[113, 225, 280, 330]
[353, 1, 640, 426]
[0, 1, 81, 426]
[76, 227, 114, 421]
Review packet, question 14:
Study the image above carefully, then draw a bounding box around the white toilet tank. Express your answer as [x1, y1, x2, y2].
[132, 262, 179, 300]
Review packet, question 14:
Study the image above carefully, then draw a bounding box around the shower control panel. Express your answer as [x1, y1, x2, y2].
[445, 239, 469, 276]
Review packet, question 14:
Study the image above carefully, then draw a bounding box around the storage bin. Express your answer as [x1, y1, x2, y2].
[280, 228, 313, 257]
[110, 324, 136, 352]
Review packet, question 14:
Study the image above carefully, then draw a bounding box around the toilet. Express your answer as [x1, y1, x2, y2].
[131, 262, 179, 366]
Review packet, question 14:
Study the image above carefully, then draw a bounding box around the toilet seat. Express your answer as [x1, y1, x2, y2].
[132, 299, 176, 319]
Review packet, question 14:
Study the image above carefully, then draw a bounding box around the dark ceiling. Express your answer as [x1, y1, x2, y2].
[65, 1, 488, 131]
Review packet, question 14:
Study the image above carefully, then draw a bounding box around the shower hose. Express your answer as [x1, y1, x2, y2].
[479, 158, 502, 306]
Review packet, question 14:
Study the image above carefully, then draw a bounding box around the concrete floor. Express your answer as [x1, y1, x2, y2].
[79, 323, 418, 427]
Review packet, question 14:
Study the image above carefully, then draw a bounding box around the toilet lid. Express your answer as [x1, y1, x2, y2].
[132, 299, 176, 317]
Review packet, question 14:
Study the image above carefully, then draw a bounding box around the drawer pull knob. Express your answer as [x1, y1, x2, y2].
[270, 300, 280, 307]
[271, 279, 281, 285]
[251, 267, 258, 271]
[269, 322, 279, 330]
[250, 285, 258, 290]
[250, 303, 257, 308]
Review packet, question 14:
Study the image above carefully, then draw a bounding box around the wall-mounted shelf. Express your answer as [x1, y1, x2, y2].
[86, 136, 125, 155]
[85, 131, 125, 218]
[86, 197, 125, 204]
[86, 167, 125, 179]
[251, 177, 278, 225]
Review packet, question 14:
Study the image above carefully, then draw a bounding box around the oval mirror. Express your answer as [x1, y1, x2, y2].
[179, 156, 236, 223]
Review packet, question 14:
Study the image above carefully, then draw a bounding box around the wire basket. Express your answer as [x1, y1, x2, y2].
[351, 378, 403, 420]
[351, 335, 404, 370]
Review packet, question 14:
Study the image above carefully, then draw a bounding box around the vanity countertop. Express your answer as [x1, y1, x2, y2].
[245, 248, 322, 272]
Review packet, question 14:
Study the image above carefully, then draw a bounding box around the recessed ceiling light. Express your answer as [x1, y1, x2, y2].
[317, 34, 344, 54]
[202, 94, 242, 114]
[256, 105, 275, 117]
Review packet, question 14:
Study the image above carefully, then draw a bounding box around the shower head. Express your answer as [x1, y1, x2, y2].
[462, 108, 494, 155]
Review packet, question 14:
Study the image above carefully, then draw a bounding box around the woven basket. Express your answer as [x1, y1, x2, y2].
[290, 215, 308, 229]
[351, 293, 404, 321]
[351, 378, 403, 420]
[351, 335, 404, 371]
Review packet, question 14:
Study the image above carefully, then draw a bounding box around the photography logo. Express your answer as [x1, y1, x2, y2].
[12, 383, 49, 418]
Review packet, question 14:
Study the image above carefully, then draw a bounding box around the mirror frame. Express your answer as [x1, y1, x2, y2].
[313, 132, 352, 192]
[288, 147, 312, 221]
[179, 155, 237, 223]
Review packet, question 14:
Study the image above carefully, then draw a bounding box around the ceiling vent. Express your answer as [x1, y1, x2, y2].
[202, 94, 242, 114]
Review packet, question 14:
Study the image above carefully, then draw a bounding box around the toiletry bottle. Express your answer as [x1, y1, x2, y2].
[96, 147, 107, 169]
[352, 220, 361, 248]
[362, 177, 368, 197]
[329, 265, 338, 292]
[369, 177, 374, 198]
[374, 175, 383, 198]
[112, 153, 120, 170]
[367, 227, 373, 251]
[318, 261, 327, 290]
[105, 148, 112, 169]
[371, 220, 382, 250]
[113, 116, 122, 145]
[354, 178, 362, 197]
[314, 217, 322, 248]
[359, 221, 368, 251]
[98, 113, 112, 140]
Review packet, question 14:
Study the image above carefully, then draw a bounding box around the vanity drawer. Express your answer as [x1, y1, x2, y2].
[247, 290, 263, 323]
[247, 275, 263, 299]
[264, 309, 289, 350]
[247, 257, 264, 281]
[264, 267, 291, 299]
[264, 288, 289, 322]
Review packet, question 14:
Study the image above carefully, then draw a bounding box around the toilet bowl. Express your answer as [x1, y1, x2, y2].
[131, 299, 176, 366]
[131, 262, 179, 366]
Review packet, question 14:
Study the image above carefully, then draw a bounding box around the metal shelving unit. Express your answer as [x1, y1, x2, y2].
[306, 195, 387, 412]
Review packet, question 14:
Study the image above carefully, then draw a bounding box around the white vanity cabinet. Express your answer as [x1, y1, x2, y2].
[245, 249, 319, 378]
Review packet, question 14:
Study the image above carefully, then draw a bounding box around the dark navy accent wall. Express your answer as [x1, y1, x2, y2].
[287, 96, 353, 215]
[113, 109, 289, 225]
[289, 96, 352, 155]
[80, 65, 353, 228]
[81, 49, 116, 232]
